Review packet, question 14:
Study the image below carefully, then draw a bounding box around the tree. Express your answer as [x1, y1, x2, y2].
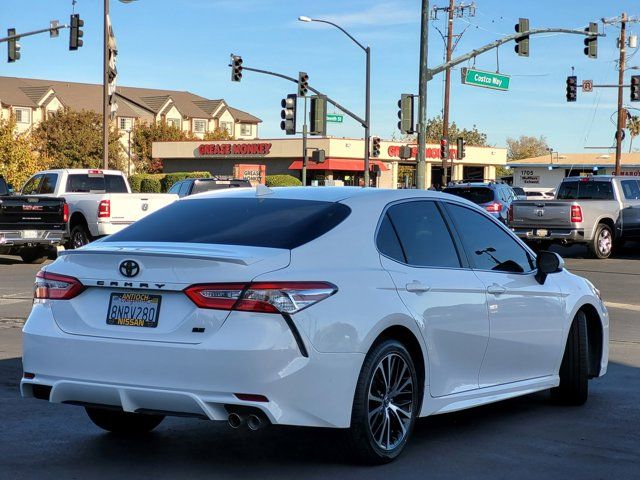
[203, 126, 233, 141]
[33, 109, 124, 170]
[0, 116, 48, 189]
[390, 115, 489, 146]
[506, 135, 549, 160]
[131, 121, 194, 173]
[628, 115, 640, 153]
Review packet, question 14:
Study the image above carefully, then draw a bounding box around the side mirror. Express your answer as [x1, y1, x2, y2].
[535, 251, 564, 284]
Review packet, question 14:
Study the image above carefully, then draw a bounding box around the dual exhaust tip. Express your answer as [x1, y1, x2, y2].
[228, 412, 267, 431]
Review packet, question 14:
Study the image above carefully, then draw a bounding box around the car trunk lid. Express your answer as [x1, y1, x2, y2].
[509, 200, 575, 228]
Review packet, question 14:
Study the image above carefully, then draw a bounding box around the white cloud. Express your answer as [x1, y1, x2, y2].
[311, 1, 416, 28]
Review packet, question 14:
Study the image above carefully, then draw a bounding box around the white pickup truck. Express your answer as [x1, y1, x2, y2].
[21, 169, 177, 248]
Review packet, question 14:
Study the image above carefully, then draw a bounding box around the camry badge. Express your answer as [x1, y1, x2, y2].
[119, 260, 140, 278]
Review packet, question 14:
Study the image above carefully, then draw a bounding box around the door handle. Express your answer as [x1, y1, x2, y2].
[487, 284, 507, 295]
[405, 282, 431, 293]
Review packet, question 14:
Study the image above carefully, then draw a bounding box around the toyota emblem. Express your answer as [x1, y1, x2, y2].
[119, 260, 140, 278]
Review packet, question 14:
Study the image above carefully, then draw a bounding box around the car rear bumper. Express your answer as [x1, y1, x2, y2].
[21, 304, 363, 428]
[0, 229, 64, 246]
[96, 221, 133, 237]
[511, 227, 585, 242]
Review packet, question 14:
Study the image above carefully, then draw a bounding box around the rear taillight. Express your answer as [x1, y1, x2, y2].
[184, 282, 337, 314]
[571, 205, 583, 223]
[62, 203, 69, 223]
[507, 205, 514, 223]
[98, 199, 110, 218]
[485, 202, 502, 213]
[34, 271, 84, 300]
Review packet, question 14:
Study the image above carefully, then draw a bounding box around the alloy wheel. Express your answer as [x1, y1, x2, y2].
[598, 228, 612, 256]
[367, 353, 414, 451]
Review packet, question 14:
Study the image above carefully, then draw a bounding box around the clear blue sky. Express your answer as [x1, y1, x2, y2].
[2, 0, 639, 153]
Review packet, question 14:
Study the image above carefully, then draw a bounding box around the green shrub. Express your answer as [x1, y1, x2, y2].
[161, 171, 211, 192]
[265, 175, 302, 187]
[139, 177, 162, 193]
[129, 173, 164, 192]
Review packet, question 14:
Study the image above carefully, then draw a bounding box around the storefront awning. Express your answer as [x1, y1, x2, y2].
[288, 158, 389, 171]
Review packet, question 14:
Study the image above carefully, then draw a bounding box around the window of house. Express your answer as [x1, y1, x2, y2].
[119, 118, 133, 131]
[220, 121, 233, 134]
[167, 118, 182, 129]
[240, 124, 252, 136]
[14, 108, 31, 124]
[194, 119, 207, 134]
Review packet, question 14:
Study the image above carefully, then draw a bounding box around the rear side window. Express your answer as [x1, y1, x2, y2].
[556, 180, 614, 200]
[621, 180, 640, 200]
[376, 214, 405, 262]
[66, 174, 127, 193]
[178, 181, 192, 197]
[104, 198, 351, 249]
[383, 201, 460, 268]
[443, 187, 493, 204]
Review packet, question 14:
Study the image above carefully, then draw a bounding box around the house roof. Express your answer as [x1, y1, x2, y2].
[508, 152, 640, 167]
[0, 76, 261, 123]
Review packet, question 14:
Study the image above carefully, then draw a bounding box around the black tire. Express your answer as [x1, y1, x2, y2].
[347, 339, 420, 465]
[588, 223, 613, 259]
[85, 407, 164, 434]
[19, 247, 49, 264]
[551, 311, 589, 405]
[70, 224, 91, 249]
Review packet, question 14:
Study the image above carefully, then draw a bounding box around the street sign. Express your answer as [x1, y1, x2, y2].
[326, 114, 343, 123]
[461, 67, 510, 91]
[582, 79, 593, 92]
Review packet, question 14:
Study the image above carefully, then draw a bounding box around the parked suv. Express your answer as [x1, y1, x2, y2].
[167, 178, 251, 198]
[443, 181, 516, 223]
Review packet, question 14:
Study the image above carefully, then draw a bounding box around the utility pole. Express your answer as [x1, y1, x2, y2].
[614, 14, 627, 176]
[103, 0, 110, 170]
[416, 0, 430, 190]
[302, 96, 308, 186]
[431, 1, 476, 187]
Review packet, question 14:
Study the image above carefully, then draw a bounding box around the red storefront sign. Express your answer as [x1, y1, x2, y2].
[234, 164, 266, 185]
[198, 143, 272, 156]
[387, 145, 457, 160]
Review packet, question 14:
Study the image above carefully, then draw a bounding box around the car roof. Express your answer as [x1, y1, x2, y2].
[445, 182, 501, 188]
[561, 175, 614, 182]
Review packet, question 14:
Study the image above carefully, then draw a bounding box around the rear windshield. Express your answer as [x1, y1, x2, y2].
[191, 180, 251, 195]
[556, 181, 614, 200]
[65, 174, 128, 193]
[443, 187, 493, 204]
[104, 198, 351, 249]
[512, 187, 525, 195]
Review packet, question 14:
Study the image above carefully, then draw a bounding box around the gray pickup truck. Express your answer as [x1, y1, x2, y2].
[509, 175, 640, 259]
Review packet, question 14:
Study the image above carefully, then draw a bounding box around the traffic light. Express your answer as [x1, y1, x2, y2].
[397, 94, 414, 134]
[584, 22, 598, 59]
[230, 55, 243, 82]
[298, 71, 309, 97]
[371, 137, 381, 158]
[69, 14, 84, 50]
[280, 94, 297, 135]
[514, 18, 529, 57]
[310, 95, 327, 136]
[7, 28, 20, 62]
[566, 75, 577, 102]
[399, 145, 412, 159]
[440, 137, 449, 160]
[311, 149, 326, 163]
[106, 18, 118, 119]
[456, 137, 466, 160]
[631, 75, 640, 102]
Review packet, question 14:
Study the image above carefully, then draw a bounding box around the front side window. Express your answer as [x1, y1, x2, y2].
[381, 201, 461, 268]
[178, 181, 192, 197]
[167, 182, 182, 195]
[446, 203, 534, 273]
[39, 174, 58, 194]
[22, 175, 43, 195]
[621, 180, 640, 200]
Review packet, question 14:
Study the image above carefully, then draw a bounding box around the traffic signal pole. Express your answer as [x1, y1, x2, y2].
[302, 96, 308, 186]
[416, 0, 430, 190]
[441, 0, 454, 188]
[0, 24, 68, 44]
[103, 0, 110, 170]
[615, 13, 627, 176]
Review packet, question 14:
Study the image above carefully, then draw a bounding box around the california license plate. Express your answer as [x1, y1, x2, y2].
[22, 230, 37, 239]
[106, 292, 162, 328]
[536, 229, 549, 237]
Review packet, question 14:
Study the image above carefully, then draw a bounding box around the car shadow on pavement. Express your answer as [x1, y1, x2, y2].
[1, 355, 639, 479]
[550, 241, 640, 260]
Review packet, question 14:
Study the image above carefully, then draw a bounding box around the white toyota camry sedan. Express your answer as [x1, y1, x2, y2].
[21, 186, 608, 464]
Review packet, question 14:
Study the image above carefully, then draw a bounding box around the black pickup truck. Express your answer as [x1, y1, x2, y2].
[0, 175, 68, 263]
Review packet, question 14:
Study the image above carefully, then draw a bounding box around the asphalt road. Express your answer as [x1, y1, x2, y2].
[1, 244, 639, 479]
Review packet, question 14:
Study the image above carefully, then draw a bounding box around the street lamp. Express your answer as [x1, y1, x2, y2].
[103, 0, 138, 170]
[298, 15, 372, 187]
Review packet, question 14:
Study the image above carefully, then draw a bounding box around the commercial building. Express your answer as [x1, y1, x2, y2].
[0, 75, 261, 144]
[508, 152, 640, 190]
[153, 137, 507, 188]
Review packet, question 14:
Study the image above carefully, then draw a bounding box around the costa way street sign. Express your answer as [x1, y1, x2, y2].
[461, 67, 510, 91]
[326, 114, 344, 123]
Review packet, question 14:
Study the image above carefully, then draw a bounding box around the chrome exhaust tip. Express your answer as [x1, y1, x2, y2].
[247, 413, 264, 431]
[228, 412, 243, 429]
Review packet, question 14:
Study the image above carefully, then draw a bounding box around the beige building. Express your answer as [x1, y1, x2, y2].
[153, 137, 507, 188]
[0, 75, 261, 145]
[509, 152, 640, 190]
